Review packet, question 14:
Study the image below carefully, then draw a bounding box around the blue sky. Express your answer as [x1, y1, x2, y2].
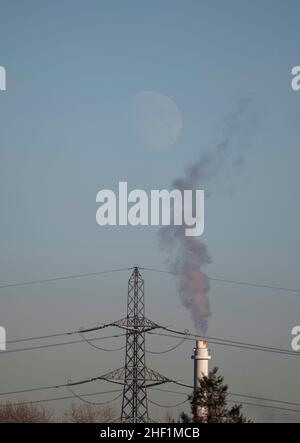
[0, 0, 300, 422]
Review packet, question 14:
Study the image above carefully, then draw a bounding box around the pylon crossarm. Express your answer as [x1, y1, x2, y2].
[99, 378, 125, 386]
[67, 376, 103, 387]
[145, 380, 170, 388]
[66, 371, 126, 388]
[77, 322, 115, 334]
[120, 325, 158, 333]
[98, 367, 126, 384]
[112, 317, 160, 333]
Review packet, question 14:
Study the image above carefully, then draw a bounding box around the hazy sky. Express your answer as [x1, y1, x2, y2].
[0, 0, 300, 422]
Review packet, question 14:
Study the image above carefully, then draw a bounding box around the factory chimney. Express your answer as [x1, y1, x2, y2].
[191, 340, 211, 420]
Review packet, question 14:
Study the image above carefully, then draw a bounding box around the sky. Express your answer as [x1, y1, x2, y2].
[0, 0, 300, 422]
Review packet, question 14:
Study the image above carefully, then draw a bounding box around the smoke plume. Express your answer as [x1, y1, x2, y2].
[159, 99, 252, 334]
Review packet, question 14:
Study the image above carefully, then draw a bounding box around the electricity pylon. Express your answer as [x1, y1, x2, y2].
[100, 266, 169, 423]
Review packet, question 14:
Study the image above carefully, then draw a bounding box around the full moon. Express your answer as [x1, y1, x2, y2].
[131, 91, 183, 151]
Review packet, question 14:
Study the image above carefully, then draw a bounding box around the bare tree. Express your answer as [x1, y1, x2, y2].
[164, 411, 175, 423]
[0, 402, 52, 423]
[64, 403, 116, 423]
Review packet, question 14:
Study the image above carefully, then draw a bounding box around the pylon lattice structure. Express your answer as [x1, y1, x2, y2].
[101, 266, 169, 423]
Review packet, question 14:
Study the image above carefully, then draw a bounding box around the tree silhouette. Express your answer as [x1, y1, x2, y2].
[180, 367, 251, 423]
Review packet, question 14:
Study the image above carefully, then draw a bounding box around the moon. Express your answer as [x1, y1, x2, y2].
[131, 91, 183, 151]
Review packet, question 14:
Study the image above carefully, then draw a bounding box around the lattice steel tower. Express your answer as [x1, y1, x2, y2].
[96, 267, 170, 423]
[121, 266, 148, 422]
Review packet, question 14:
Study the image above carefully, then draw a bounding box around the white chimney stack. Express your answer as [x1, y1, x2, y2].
[191, 340, 211, 420]
[192, 340, 211, 387]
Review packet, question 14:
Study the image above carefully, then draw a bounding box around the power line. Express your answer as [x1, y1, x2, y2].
[227, 400, 300, 414]
[6, 330, 79, 345]
[229, 392, 300, 408]
[0, 265, 299, 295]
[0, 382, 71, 396]
[0, 267, 131, 290]
[142, 267, 300, 294]
[168, 381, 300, 413]
[146, 337, 187, 354]
[2, 324, 299, 357]
[1, 265, 300, 420]
[5, 320, 114, 346]
[1, 383, 300, 415]
[78, 331, 126, 352]
[148, 398, 189, 408]
[0, 388, 123, 408]
[209, 277, 300, 294]
[5, 322, 116, 345]
[67, 385, 123, 406]
[0, 375, 111, 397]
[0, 350, 299, 415]
[148, 330, 300, 358]
[2, 333, 126, 354]
[149, 390, 300, 414]
[149, 387, 188, 396]
[1, 265, 298, 357]
[151, 386, 300, 409]
[2, 374, 300, 411]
